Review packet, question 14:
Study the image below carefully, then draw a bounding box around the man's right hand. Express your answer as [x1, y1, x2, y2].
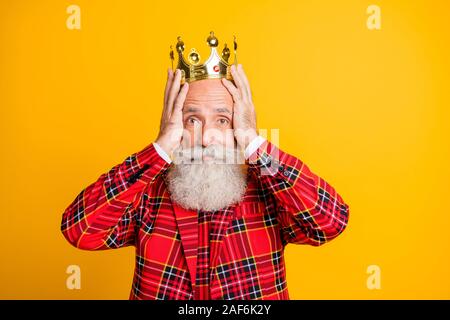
[155, 69, 189, 156]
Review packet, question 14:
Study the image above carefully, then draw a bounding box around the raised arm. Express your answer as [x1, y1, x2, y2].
[60, 143, 170, 250]
[61, 68, 189, 250]
[222, 64, 349, 247]
[247, 139, 350, 246]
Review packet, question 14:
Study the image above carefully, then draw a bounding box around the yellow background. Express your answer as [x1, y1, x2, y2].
[1, 0, 449, 299]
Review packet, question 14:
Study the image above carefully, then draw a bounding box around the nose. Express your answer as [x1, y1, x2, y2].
[201, 126, 221, 148]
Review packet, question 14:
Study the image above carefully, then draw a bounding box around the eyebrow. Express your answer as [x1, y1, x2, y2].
[184, 106, 232, 115]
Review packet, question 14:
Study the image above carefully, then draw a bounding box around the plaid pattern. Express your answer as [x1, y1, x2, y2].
[61, 141, 349, 300]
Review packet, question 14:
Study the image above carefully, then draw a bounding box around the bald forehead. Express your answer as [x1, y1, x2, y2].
[184, 79, 233, 105]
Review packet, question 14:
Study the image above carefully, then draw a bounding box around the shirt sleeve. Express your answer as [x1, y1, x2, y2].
[244, 135, 267, 160]
[153, 142, 172, 164]
[60, 143, 170, 250]
[247, 139, 350, 246]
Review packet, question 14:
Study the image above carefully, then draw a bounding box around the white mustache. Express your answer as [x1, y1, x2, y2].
[166, 145, 249, 211]
[173, 145, 245, 164]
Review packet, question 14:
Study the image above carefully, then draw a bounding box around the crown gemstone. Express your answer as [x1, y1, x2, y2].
[188, 49, 200, 65]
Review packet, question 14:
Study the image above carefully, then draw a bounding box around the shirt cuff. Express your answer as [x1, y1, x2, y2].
[152, 142, 172, 164]
[244, 135, 267, 159]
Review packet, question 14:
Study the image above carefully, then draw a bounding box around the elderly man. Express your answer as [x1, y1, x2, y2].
[61, 32, 349, 300]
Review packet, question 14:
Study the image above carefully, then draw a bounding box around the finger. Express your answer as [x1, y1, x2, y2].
[230, 64, 249, 102]
[237, 64, 253, 102]
[161, 69, 175, 127]
[192, 122, 202, 147]
[167, 69, 182, 114]
[181, 129, 191, 150]
[221, 78, 242, 103]
[164, 68, 174, 108]
[171, 82, 189, 123]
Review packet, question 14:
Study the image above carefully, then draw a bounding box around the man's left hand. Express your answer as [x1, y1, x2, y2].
[222, 64, 258, 150]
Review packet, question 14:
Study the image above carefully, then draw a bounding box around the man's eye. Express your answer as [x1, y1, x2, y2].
[218, 118, 229, 125]
[187, 118, 199, 125]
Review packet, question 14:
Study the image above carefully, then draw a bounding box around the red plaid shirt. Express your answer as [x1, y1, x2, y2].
[61, 139, 349, 300]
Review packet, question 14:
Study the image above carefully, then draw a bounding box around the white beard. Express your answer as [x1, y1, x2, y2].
[165, 144, 248, 212]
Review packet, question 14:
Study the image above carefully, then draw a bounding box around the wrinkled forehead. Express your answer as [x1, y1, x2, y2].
[184, 79, 233, 110]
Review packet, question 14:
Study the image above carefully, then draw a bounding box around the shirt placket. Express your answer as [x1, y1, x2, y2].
[194, 209, 212, 300]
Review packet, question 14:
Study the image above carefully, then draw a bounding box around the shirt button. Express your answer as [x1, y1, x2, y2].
[284, 171, 289, 176]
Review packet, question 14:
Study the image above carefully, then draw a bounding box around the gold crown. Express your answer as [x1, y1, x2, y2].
[169, 31, 238, 84]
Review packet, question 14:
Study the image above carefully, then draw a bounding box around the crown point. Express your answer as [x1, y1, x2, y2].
[176, 36, 185, 53]
[222, 43, 230, 62]
[169, 45, 174, 64]
[207, 31, 219, 47]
